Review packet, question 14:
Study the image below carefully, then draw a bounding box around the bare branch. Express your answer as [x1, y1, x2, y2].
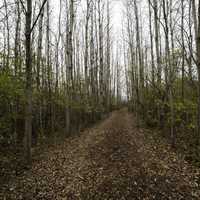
[30, 0, 48, 33]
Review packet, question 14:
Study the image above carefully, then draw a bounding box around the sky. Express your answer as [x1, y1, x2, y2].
[51, 0, 123, 36]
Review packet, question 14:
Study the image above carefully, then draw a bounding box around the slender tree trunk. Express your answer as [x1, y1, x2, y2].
[188, 0, 194, 82]
[13, 0, 21, 146]
[24, 0, 32, 164]
[4, 0, 10, 69]
[192, 0, 198, 43]
[106, 0, 111, 112]
[134, 0, 143, 119]
[36, 6, 44, 91]
[85, 0, 90, 97]
[14, 0, 20, 76]
[46, 1, 54, 133]
[196, 0, 200, 139]
[55, 0, 62, 90]
[181, 0, 185, 100]
[153, 0, 161, 84]
[98, 0, 104, 115]
[148, 0, 155, 85]
[163, 0, 175, 146]
[65, 0, 74, 135]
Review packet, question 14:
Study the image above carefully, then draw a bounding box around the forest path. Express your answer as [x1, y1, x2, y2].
[2, 109, 200, 199]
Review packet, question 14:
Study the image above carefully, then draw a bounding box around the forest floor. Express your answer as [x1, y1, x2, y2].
[1, 108, 200, 200]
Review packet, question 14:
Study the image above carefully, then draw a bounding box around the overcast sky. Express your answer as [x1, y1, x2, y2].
[51, 0, 123, 36]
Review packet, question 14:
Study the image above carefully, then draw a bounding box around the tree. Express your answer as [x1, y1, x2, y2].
[24, 0, 33, 164]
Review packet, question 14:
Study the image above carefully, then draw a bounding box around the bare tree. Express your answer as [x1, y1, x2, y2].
[24, 0, 33, 164]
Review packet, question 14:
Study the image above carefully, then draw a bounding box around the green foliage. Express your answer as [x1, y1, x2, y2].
[0, 73, 24, 144]
[173, 100, 196, 129]
[0, 74, 24, 102]
[139, 78, 200, 164]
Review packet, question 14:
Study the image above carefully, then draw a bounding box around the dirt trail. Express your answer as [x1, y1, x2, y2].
[1, 109, 200, 199]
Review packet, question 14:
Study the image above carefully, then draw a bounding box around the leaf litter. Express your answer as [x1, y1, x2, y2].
[1, 109, 200, 199]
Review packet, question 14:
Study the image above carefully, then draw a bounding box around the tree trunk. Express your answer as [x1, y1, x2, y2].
[24, 0, 32, 164]
[196, 0, 200, 139]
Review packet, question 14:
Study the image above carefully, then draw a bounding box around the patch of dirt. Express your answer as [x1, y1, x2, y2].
[1, 109, 200, 199]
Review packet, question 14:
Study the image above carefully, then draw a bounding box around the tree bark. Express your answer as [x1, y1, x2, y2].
[24, 0, 32, 164]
